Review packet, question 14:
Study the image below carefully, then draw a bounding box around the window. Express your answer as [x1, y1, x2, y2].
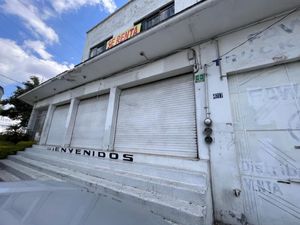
[137, 2, 175, 32]
[89, 37, 112, 58]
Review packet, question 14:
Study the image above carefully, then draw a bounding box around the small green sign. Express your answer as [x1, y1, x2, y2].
[195, 73, 205, 83]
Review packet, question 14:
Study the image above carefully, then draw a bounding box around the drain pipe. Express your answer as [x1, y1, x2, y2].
[215, 39, 226, 80]
[202, 63, 217, 224]
[203, 63, 213, 145]
[204, 64, 210, 120]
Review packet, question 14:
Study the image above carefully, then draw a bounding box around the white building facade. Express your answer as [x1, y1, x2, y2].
[12, 0, 300, 224]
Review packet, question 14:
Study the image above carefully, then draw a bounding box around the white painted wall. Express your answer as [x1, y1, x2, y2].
[175, 0, 199, 13]
[35, 51, 194, 109]
[83, 0, 201, 61]
[197, 9, 300, 225]
[219, 10, 300, 74]
[83, 0, 172, 60]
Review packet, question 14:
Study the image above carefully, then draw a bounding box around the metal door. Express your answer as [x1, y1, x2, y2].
[46, 104, 70, 146]
[228, 62, 300, 225]
[70, 95, 109, 149]
[114, 74, 197, 157]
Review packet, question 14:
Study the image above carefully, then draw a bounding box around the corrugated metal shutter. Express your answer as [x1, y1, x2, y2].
[114, 74, 197, 157]
[70, 95, 109, 149]
[46, 104, 70, 146]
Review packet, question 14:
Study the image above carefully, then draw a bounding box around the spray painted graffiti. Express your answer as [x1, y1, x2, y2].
[247, 83, 300, 103]
[247, 83, 300, 131]
[224, 17, 300, 64]
[241, 160, 300, 179]
[242, 177, 283, 195]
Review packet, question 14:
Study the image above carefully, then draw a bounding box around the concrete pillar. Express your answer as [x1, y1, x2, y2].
[63, 98, 80, 147]
[103, 87, 121, 151]
[200, 40, 243, 224]
[39, 104, 55, 145]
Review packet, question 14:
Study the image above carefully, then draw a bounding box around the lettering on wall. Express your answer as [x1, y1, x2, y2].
[247, 84, 300, 104]
[241, 160, 300, 180]
[247, 84, 300, 138]
[213, 93, 223, 99]
[242, 177, 283, 196]
[47, 146, 134, 162]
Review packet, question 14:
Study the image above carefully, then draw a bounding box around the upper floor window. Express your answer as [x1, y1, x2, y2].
[138, 2, 175, 31]
[89, 37, 111, 58]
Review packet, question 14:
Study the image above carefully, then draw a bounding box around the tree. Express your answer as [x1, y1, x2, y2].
[0, 76, 40, 129]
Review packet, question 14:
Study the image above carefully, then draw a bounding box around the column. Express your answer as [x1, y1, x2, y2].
[103, 87, 121, 151]
[63, 98, 80, 147]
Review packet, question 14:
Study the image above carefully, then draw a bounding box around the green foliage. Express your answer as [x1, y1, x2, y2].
[1, 125, 30, 143]
[0, 76, 40, 128]
[0, 140, 35, 159]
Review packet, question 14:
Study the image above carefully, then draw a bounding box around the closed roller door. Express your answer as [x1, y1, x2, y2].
[115, 74, 197, 157]
[228, 62, 300, 225]
[46, 104, 70, 146]
[71, 95, 109, 149]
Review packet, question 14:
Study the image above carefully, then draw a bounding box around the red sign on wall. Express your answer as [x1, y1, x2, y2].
[106, 23, 142, 49]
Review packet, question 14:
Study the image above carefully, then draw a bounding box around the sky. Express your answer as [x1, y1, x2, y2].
[0, 0, 128, 99]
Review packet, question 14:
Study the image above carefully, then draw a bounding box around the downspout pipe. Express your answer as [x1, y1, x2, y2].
[204, 64, 211, 119]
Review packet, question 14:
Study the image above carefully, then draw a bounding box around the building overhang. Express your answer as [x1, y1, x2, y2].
[19, 0, 300, 105]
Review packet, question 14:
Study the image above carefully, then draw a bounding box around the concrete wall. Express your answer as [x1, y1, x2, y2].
[82, 0, 200, 61]
[175, 0, 199, 13]
[83, 0, 172, 60]
[35, 50, 196, 157]
[198, 10, 300, 225]
[35, 50, 194, 108]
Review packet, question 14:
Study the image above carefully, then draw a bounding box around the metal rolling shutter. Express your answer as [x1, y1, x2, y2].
[114, 74, 197, 157]
[70, 95, 109, 149]
[46, 104, 70, 146]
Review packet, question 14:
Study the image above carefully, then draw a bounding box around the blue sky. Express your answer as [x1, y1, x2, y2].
[0, 0, 128, 98]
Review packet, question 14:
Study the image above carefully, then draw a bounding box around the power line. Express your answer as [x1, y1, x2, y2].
[0, 74, 23, 85]
[208, 7, 299, 66]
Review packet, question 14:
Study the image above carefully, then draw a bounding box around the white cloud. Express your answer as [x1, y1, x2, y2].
[1, 0, 59, 44]
[0, 38, 73, 84]
[24, 40, 53, 60]
[0, 0, 119, 87]
[51, 0, 117, 14]
[1, 0, 118, 44]
[101, 0, 117, 13]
